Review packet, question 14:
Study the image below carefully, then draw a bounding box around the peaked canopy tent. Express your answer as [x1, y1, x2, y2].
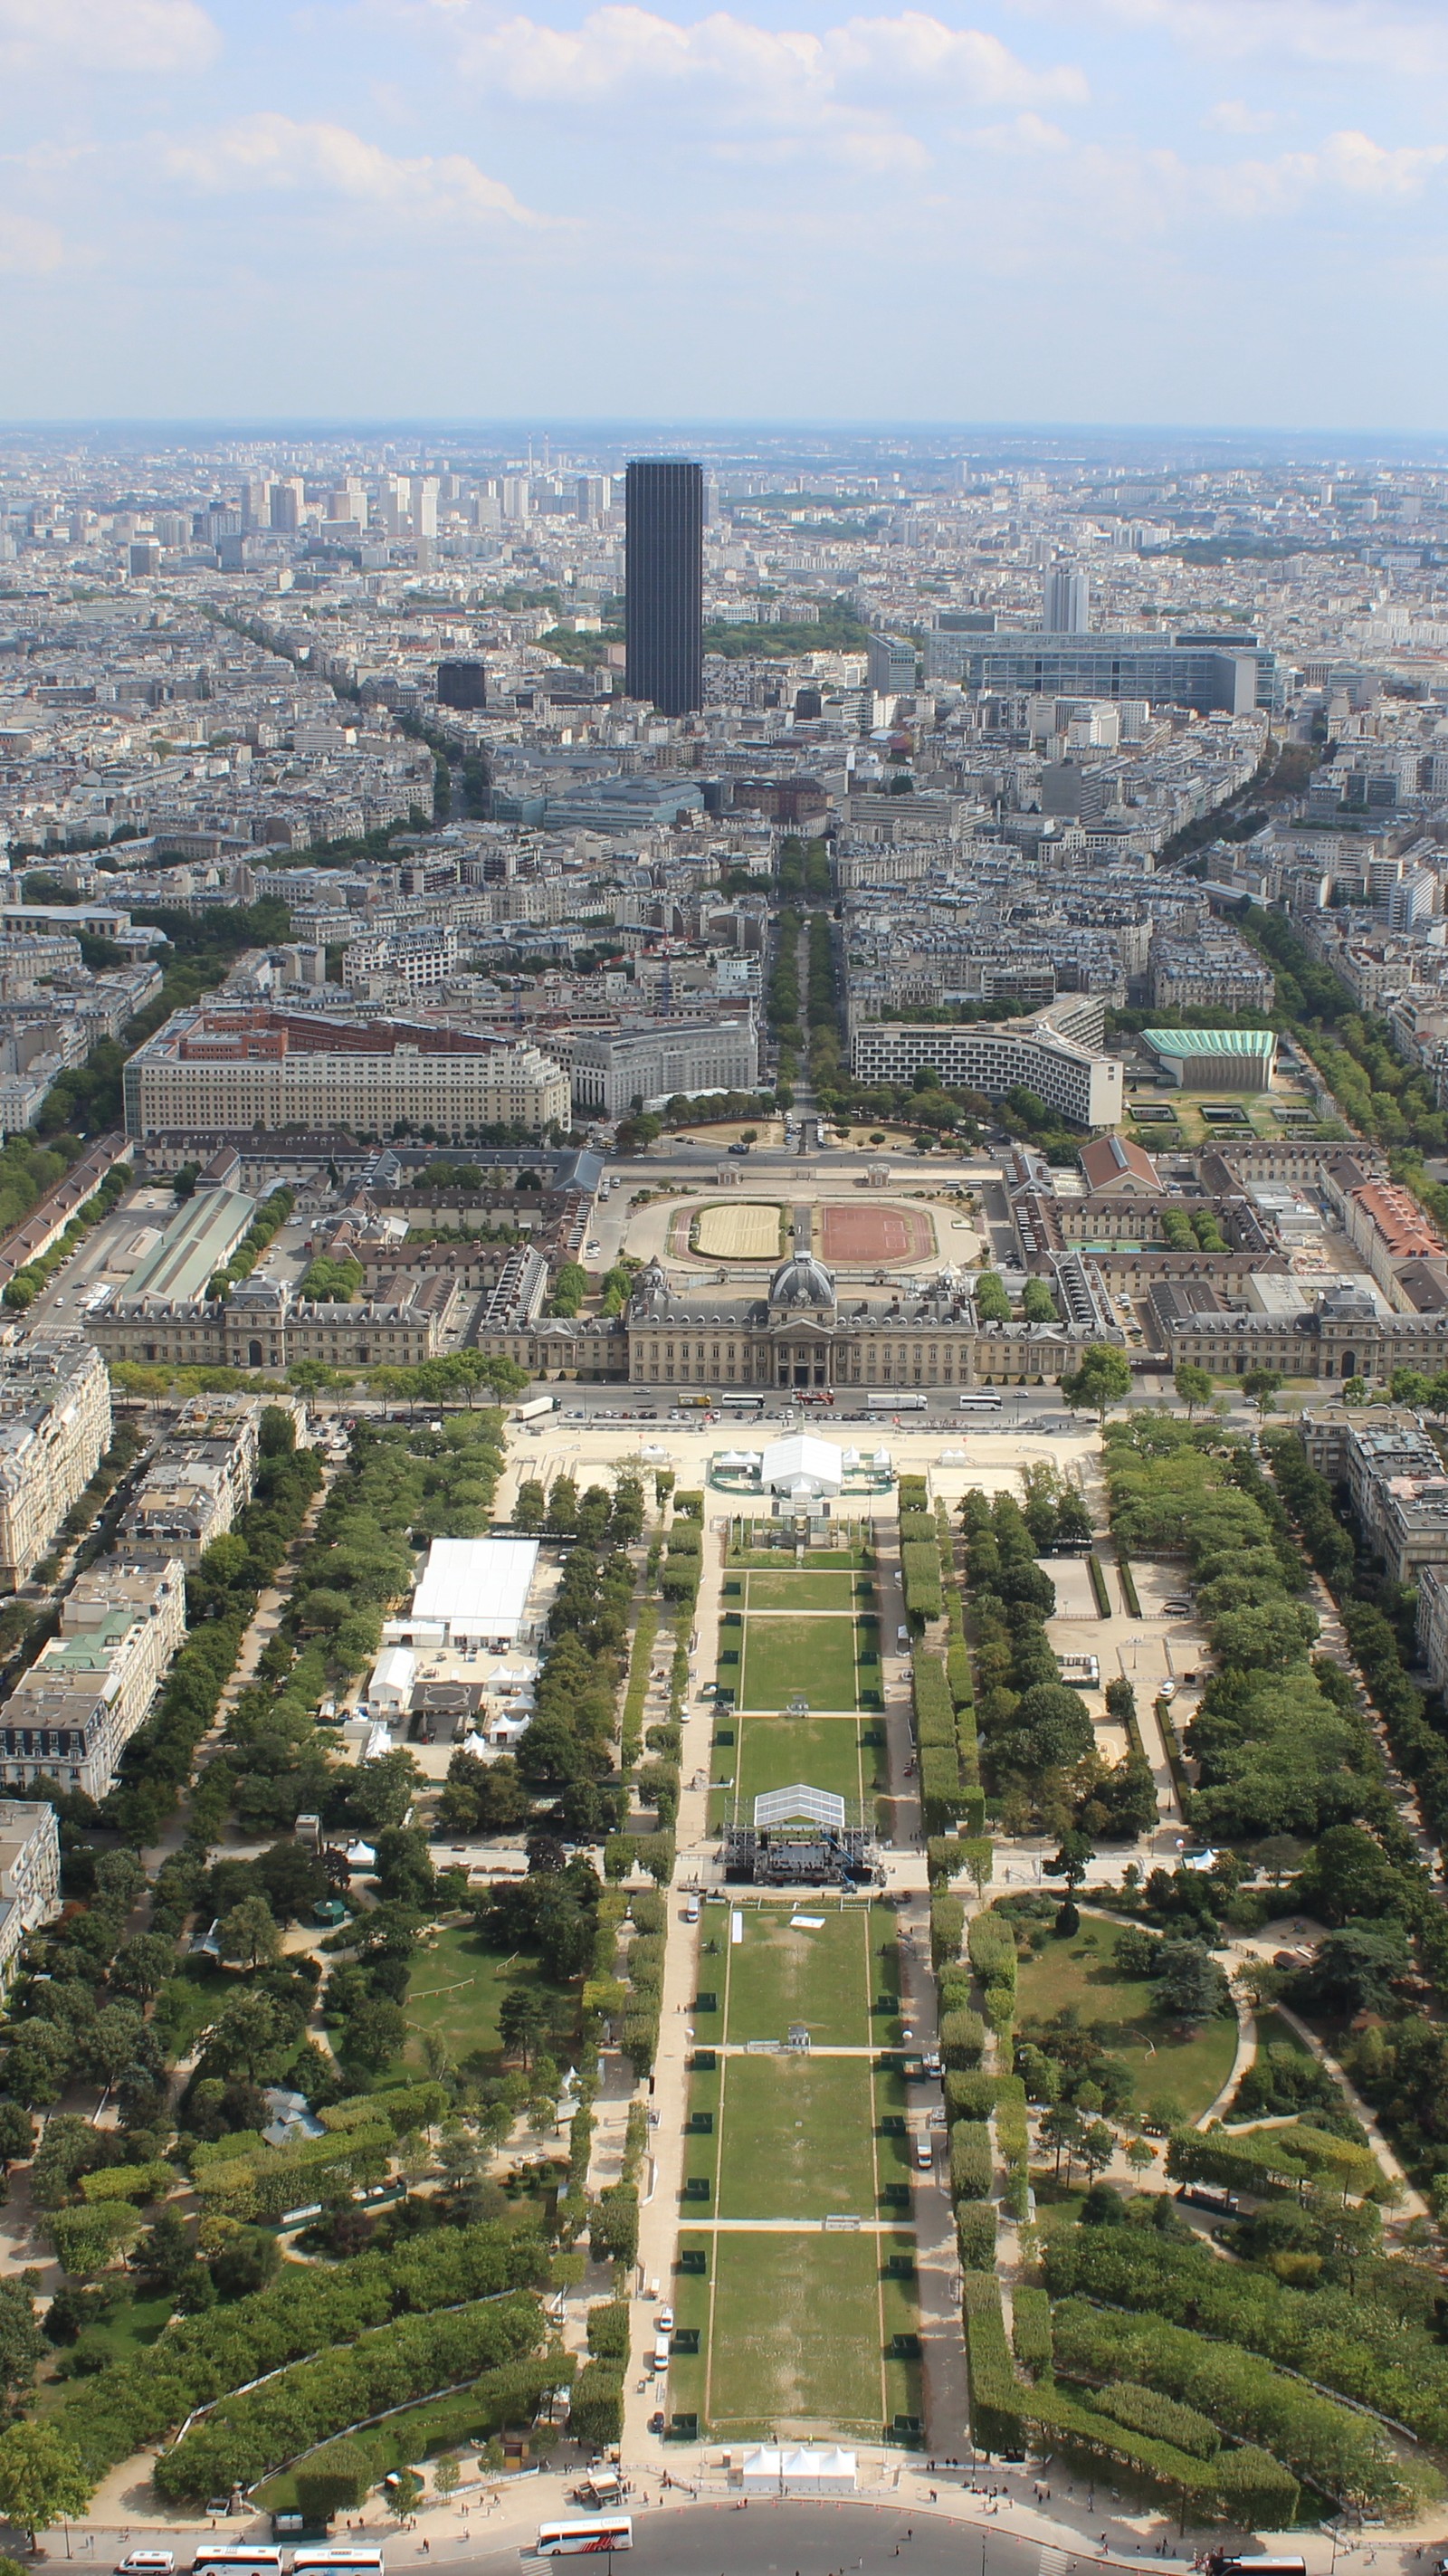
[759, 1433, 844, 1499]
[737, 2447, 857, 2495]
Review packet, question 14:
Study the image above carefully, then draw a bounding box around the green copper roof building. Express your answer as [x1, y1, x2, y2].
[1140, 1028, 1277, 1092]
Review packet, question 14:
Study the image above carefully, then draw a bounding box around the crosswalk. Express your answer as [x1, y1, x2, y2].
[1040, 2547, 1073, 2576]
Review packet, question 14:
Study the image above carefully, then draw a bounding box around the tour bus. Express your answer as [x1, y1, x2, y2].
[190, 2548, 284, 2576]
[536, 2519, 634, 2556]
[291, 2547, 386, 2576]
[866, 1390, 927, 1411]
[957, 1393, 1004, 1412]
[719, 1391, 766, 1411]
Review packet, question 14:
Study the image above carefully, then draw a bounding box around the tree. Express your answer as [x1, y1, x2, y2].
[1040, 2104, 1083, 2180]
[1174, 1363, 1214, 1420]
[1340, 1375, 1369, 1407]
[1154, 1938, 1228, 2029]
[0, 2106, 33, 2169]
[499, 1986, 549, 2068]
[1061, 1342, 1132, 1426]
[1079, 2119, 1116, 2182]
[433, 2457, 461, 2502]
[1389, 1368, 1431, 1407]
[217, 1896, 281, 1970]
[1243, 1366, 1283, 1423]
[513, 1478, 546, 1534]
[389, 2470, 423, 2524]
[110, 1933, 176, 2001]
[1052, 1827, 1094, 1890]
[1300, 1923, 1411, 2018]
[974, 1270, 1012, 1324]
[1125, 2136, 1156, 2180]
[0, 2423, 92, 2545]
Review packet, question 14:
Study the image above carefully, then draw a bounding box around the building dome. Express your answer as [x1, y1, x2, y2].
[768, 1251, 836, 1312]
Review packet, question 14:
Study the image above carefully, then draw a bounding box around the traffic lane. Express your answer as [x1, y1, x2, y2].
[445, 2503, 1057, 2576]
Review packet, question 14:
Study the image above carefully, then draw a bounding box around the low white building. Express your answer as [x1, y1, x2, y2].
[735, 2447, 856, 2496]
[760, 1433, 844, 1501]
[407, 1537, 540, 1646]
[368, 1645, 415, 1717]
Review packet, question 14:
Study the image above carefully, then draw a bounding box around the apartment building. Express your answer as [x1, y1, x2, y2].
[0, 1802, 60, 1988]
[0, 1555, 186, 1800]
[849, 1000, 1122, 1131]
[570, 1016, 760, 1116]
[119, 1397, 261, 1565]
[122, 1005, 570, 1142]
[0, 1339, 111, 1591]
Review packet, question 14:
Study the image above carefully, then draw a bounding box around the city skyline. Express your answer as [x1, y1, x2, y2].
[4, 0, 1448, 428]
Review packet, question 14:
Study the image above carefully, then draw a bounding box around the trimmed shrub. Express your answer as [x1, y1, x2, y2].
[929, 1893, 965, 1970]
[939, 2008, 985, 2069]
[948, 2120, 993, 2202]
[956, 2201, 997, 2270]
[1091, 2383, 1219, 2459]
[1011, 2285, 1053, 2377]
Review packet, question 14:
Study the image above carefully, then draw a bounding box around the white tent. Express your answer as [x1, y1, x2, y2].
[759, 1433, 843, 1499]
[367, 1645, 414, 1716]
[737, 2446, 856, 2496]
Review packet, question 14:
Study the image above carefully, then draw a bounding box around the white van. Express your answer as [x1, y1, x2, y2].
[684, 1893, 700, 1923]
[652, 2332, 671, 2373]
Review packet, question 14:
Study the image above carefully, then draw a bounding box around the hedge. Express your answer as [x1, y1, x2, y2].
[949, 2121, 993, 2202]
[900, 1511, 938, 1545]
[901, 1541, 944, 1620]
[1011, 2285, 1053, 2377]
[947, 1640, 975, 1711]
[946, 2070, 996, 2123]
[1092, 2382, 1220, 2459]
[58, 2219, 547, 2478]
[1167, 2124, 1382, 2204]
[995, 2074, 1029, 2174]
[938, 2008, 985, 2069]
[154, 2292, 546, 2501]
[1048, 2226, 1448, 2447]
[956, 2202, 996, 2270]
[929, 1894, 965, 1970]
[962, 2273, 1299, 2521]
[967, 1909, 1017, 2004]
[912, 1652, 956, 1745]
[1052, 2297, 1423, 2513]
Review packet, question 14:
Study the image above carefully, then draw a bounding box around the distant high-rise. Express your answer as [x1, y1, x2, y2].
[625, 459, 703, 717]
[1043, 567, 1090, 633]
[437, 660, 487, 711]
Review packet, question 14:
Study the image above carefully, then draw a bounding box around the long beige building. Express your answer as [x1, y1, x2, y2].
[122, 1004, 570, 1143]
[0, 1339, 111, 1590]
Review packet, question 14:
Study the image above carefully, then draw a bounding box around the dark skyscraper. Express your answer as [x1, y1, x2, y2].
[625, 459, 703, 717]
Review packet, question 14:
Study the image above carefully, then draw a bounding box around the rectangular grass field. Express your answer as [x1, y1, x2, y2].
[716, 2054, 877, 2218]
[706, 2229, 890, 2432]
[739, 1613, 858, 1709]
[734, 1713, 863, 1805]
[745, 1569, 863, 1611]
[724, 1904, 873, 2047]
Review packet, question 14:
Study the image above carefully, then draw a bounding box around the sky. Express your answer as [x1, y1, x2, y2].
[3, 0, 1448, 429]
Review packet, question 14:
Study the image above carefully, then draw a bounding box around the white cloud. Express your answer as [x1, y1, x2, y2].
[0, 0, 219, 72]
[0, 207, 64, 270]
[436, 5, 1087, 114]
[162, 114, 536, 222]
[1227, 128, 1448, 212]
[1203, 99, 1275, 136]
[1053, 0, 1448, 81]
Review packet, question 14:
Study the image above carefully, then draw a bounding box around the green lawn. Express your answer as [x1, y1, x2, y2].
[716, 2055, 877, 2218]
[1015, 1917, 1238, 2125]
[724, 1904, 875, 2047]
[739, 1614, 859, 1709]
[403, 1923, 576, 2076]
[746, 1569, 865, 1611]
[706, 2230, 891, 2432]
[151, 1961, 230, 2060]
[735, 1714, 863, 1803]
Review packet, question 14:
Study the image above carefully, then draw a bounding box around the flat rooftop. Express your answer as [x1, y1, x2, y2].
[412, 1536, 540, 1636]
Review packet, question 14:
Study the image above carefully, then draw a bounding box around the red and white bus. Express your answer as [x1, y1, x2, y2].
[537, 2520, 633, 2556]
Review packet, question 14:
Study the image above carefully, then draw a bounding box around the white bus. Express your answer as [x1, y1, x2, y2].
[957, 1393, 1003, 1412]
[866, 1390, 927, 1411]
[719, 1391, 766, 1410]
[291, 2552, 386, 2576]
[189, 2551, 284, 2576]
[537, 2521, 633, 2556]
